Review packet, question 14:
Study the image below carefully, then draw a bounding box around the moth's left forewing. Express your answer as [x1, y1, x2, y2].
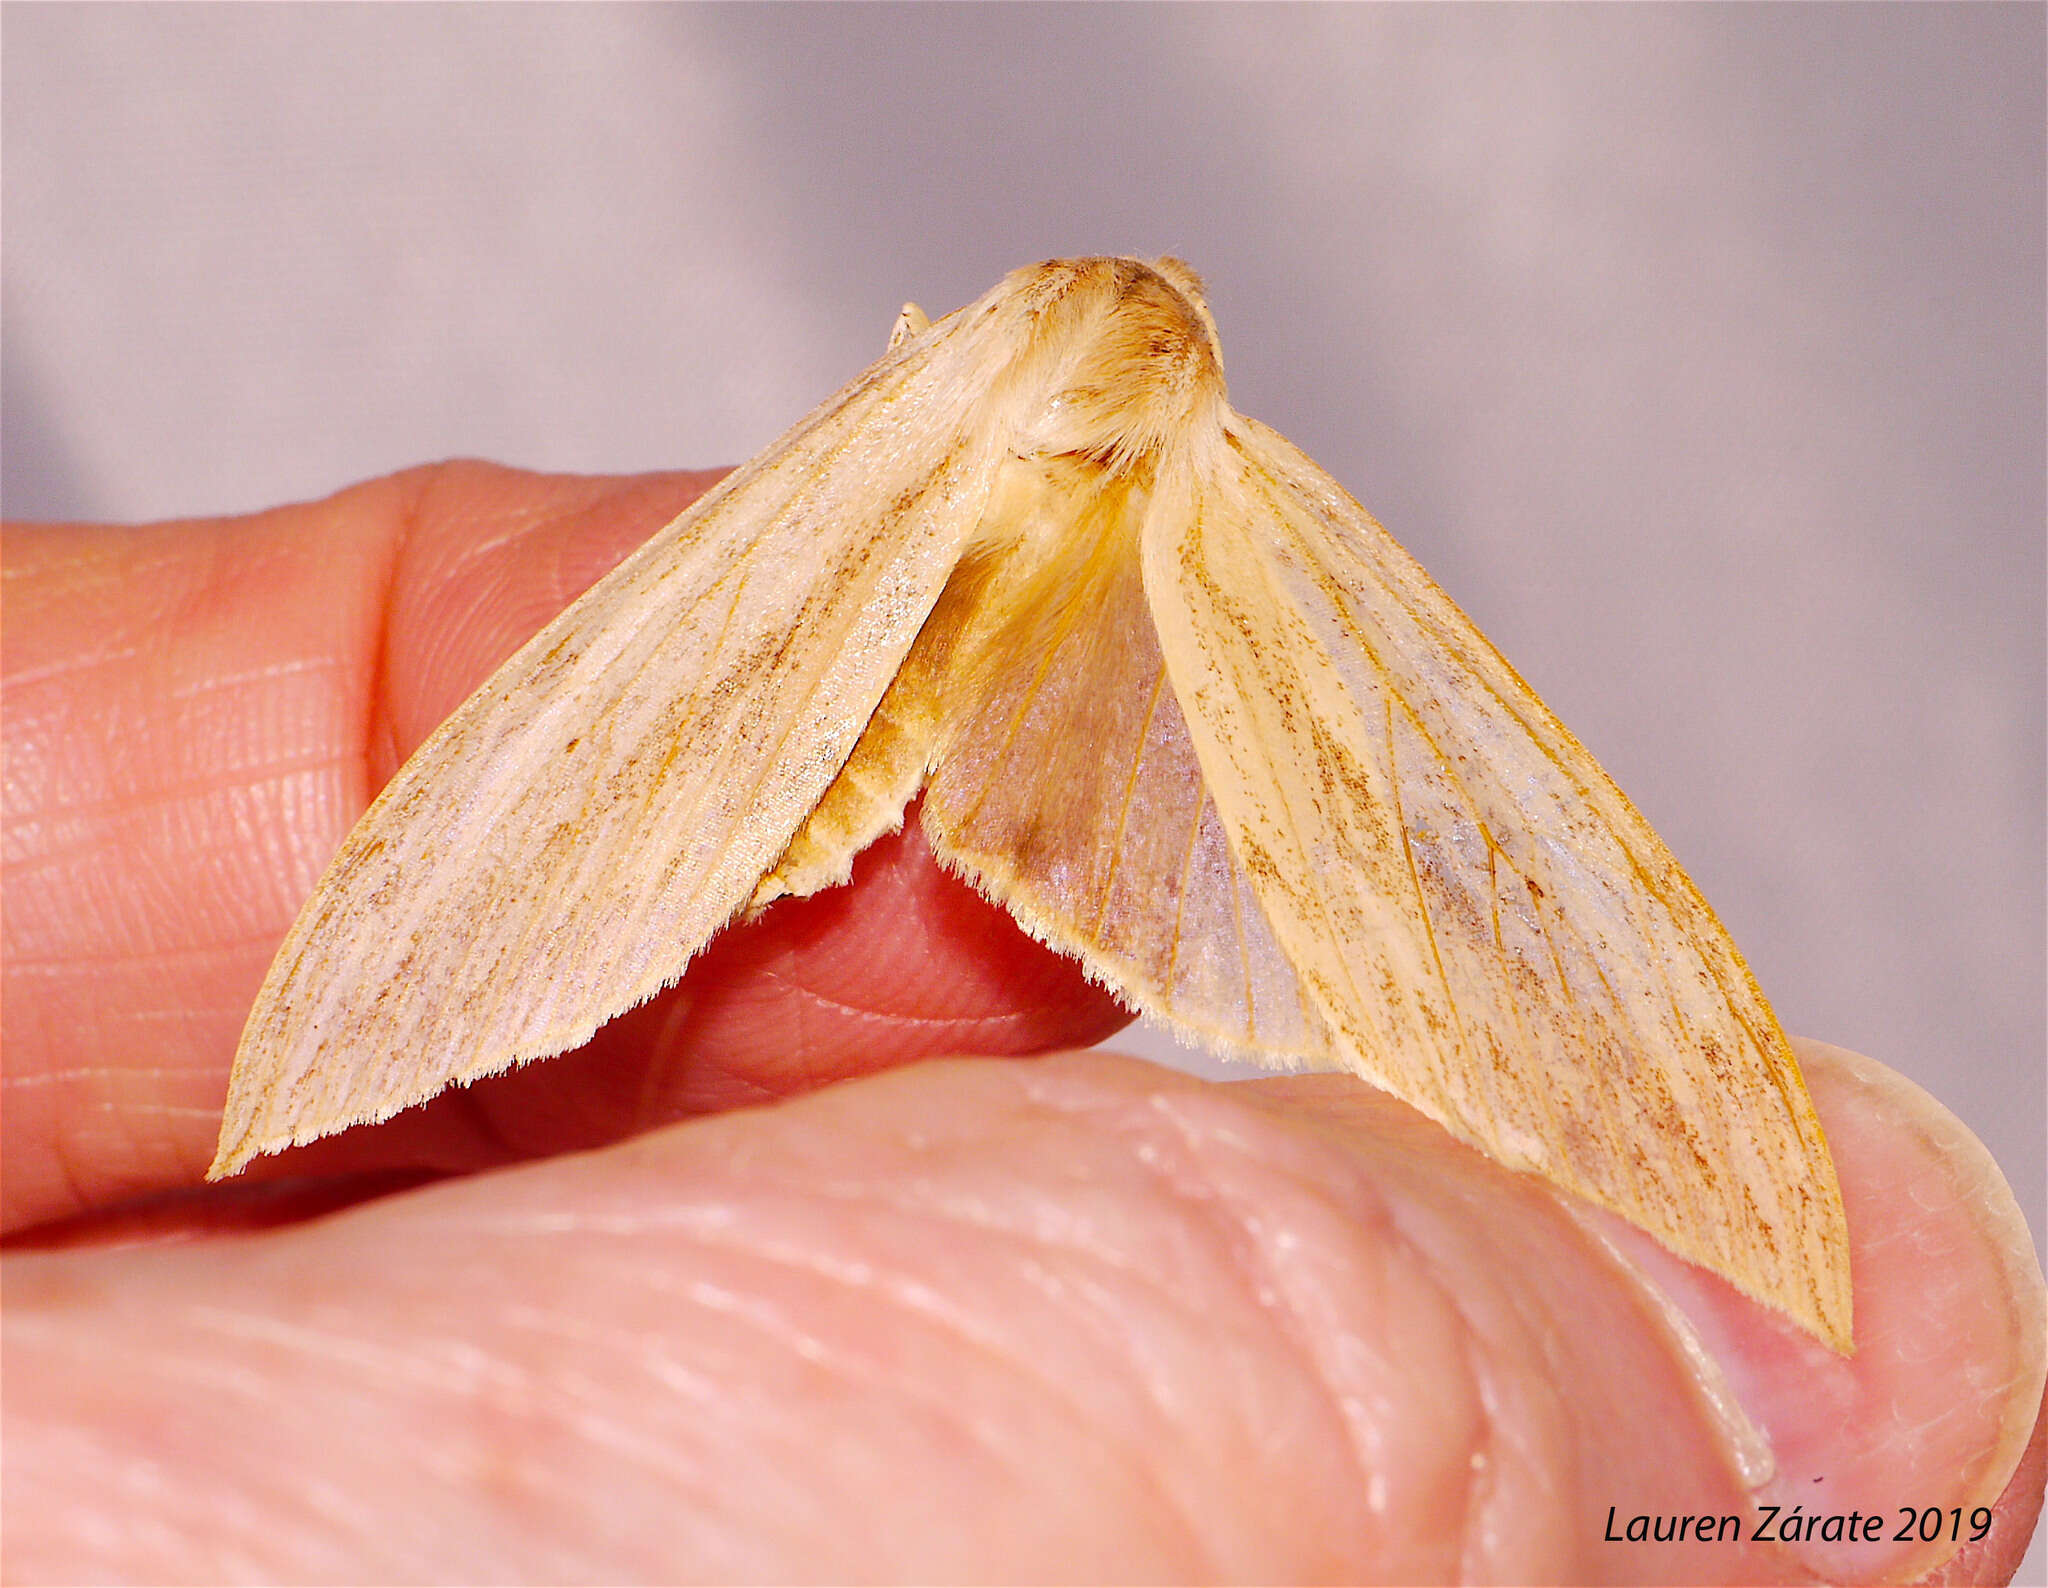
[211, 302, 1019, 1176]
[1140, 413, 1853, 1351]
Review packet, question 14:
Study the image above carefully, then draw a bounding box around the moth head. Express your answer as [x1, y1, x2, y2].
[996, 257, 1229, 475]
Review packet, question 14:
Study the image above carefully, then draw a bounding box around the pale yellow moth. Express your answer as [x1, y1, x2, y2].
[212, 257, 1853, 1352]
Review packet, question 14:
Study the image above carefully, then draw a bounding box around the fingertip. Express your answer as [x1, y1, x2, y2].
[576, 806, 1136, 1112]
[375, 464, 727, 765]
[217, 805, 1134, 1182]
[1583, 1038, 2046, 1583]
[3, 464, 730, 1230]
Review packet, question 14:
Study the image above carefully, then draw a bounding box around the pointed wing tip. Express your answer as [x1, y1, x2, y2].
[204, 1139, 253, 1182]
[204, 1112, 326, 1181]
[206, 1080, 301, 1181]
[1691, 1206, 1855, 1355]
[1781, 1282, 1856, 1357]
[205, 1088, 254, 1178]
[205, 1092, 278, 1178]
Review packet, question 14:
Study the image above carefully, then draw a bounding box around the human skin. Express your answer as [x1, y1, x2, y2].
[4, 464, 2042, 1583]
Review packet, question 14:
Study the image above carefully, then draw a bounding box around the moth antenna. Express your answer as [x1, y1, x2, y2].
[889, 301, 931, 351]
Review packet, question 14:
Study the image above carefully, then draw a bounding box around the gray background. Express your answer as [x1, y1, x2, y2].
[5, 4, 2043, 1563]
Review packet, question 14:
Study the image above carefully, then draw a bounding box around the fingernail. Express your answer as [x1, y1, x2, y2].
[1596, 1038, 2045, 1582]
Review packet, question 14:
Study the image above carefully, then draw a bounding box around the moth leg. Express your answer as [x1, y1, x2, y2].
[889, 301, 932, 351]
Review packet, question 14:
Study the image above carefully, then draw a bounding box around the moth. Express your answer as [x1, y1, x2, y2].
[212, 256, 1853, 1351]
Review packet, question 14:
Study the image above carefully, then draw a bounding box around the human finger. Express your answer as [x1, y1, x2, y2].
[1, 465, 1126, 1232]
[6, 1040, 2036, 1582]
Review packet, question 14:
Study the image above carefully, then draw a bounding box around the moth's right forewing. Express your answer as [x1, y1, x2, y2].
[213, 311, 1014, 1177]
[1141, 416, 1852, 1351]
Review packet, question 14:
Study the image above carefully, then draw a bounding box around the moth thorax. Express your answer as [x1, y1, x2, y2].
[969, 450, 1147, 570]
[1007, 258, 1228, 470]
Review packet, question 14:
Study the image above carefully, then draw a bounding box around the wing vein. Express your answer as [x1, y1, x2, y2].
[1088, 665, 1169, 939]
[1380, 689, 1476, 1113]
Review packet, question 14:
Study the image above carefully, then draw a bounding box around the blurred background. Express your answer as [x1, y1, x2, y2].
[5, 5, 2042, 1552]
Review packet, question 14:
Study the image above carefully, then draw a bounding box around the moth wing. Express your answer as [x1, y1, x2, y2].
[744, 257, 1339, 1063]
[212, 318, 1005, 1176]
[1141, 414, 1853, 1350]
[898, 454, 1335, 1066]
